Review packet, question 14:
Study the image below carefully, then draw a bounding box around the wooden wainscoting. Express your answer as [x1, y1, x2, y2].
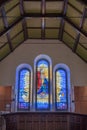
[2, 112, 87, 130]
[74, 86, 87, 114]
[0, 86, 12, 112]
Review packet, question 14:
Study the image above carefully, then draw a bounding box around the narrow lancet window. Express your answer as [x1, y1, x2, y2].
[18, 68, 30, 110]
[15, 64, 32, 111]
[55, 68, 68, 110]
[34, 54, 52, 111]
[36, 59, 50, 110]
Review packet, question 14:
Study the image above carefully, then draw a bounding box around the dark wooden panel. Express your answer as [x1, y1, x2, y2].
[2, 112, 87, 130]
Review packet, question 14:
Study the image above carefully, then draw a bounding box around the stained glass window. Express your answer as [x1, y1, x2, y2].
[15, 57, 71, 112]
[55, 68, 68, 110]
[36, 59, 50, 110]
[17, 68, 31, 111]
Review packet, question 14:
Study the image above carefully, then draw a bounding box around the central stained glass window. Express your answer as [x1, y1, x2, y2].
[36, 59, 50, 110]
[55, 68, 68, 110]
[18, 68, 31, 111]
[16, 56, 71, 112]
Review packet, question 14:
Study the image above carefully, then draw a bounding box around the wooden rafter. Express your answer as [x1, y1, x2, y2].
[0, 0, 10, 6]
[0, 0, 86, 62]
[58, 0, 68, 40]
[1, 6, 13, 52]
[73, 7, 87, 52]
[41, 0, 45, 39]
[41, 18, 45, 39]
[64, 17, 87, 37]
[20, 0, 28, 40]
[0, 17, 23, 37]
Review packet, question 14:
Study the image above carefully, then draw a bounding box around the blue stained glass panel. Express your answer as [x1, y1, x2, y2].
[18, 69, 30, 110]
[56, 69, 68, 110]
[36, 59, 50, 110]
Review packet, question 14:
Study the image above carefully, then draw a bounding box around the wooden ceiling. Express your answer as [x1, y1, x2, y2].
[0, 0, 87, 62]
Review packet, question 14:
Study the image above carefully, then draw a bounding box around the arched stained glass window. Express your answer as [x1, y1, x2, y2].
[34, 55, 52, 110]
[55, 68, 68, 110]
[54, 64, 71, 111]
[36, 59, 50, 110]
[15, 58, 71, 112]
[18, 68, 30, 110]
[15, 64, 32, 111]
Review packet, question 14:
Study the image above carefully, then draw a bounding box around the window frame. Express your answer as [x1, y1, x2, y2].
[34, 54, 52, 111]
[15, 64, 32, 112]
[53, 64, 71, 112]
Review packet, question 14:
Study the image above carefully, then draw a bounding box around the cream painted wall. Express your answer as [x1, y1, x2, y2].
[0, 40, 87, 86]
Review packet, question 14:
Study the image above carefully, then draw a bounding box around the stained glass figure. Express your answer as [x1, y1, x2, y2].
[36, 59, 50, 110]
[17, 68, 30, 110]
[55, 69, 68, 110]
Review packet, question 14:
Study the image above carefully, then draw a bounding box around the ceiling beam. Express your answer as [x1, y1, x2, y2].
[1, 6, 13, 52]
[80, 7, 87, 29]
[22, 18, 28, 40]
[73, 33, 80, 52]
[41, 0, 45, 15]
[41, 0, 45, 39]
[73, 7, 87, 52]
[24, 0, 64, 2]
[23, 13, 63, 18]
[0, 12, 87, 40]
[58, 19, 65, 40]
[6, 33, 13, 52]
[41, 18, 45, 39]
[20, 0, 24, 15]
[76, 0, 87, 5]
[64, 17, 87, 37]
[68, 2, 82, 14]
[20, 0, 28, 40]
[58, 0, 68, 40]
[0, 12, 62, 37]
[0, 17, 23, 37]
[0, 0, 10, 6]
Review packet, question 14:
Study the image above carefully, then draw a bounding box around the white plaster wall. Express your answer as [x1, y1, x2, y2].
[0, 40, 87, 86]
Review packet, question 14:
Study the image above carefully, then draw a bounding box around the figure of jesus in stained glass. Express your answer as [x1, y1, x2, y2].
[36, 59, 50, 110]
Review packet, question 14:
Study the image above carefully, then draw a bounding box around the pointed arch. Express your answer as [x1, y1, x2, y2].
[15, 64, 32, 111]
[53, 63, 71, 111]
[34, 54, 52, 110]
